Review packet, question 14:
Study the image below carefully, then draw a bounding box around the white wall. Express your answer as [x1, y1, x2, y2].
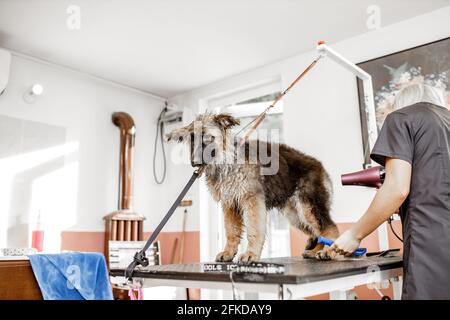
[170, 7, 450, 224]
[0, 53, 197, 250]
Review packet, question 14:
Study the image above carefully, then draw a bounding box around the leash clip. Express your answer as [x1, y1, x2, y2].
[124, 251, 149, 280]
[133, 251, 149, 267]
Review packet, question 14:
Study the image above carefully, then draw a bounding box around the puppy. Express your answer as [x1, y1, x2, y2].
[166, 113, 339, 262]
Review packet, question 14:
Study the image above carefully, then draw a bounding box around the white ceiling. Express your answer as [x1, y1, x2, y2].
[0, 0, 449, 98]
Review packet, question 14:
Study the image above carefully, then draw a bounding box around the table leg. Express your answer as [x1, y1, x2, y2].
[392, 276, 403, 300]
[278, 285, 284, 300]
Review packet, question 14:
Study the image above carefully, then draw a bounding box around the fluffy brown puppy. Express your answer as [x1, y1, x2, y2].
[166, 113, 339, 262]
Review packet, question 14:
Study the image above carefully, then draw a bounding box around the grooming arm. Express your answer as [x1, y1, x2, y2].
[316, 42, 378, 167]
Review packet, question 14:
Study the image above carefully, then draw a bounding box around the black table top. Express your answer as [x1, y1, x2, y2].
[110, 256, 403, 285]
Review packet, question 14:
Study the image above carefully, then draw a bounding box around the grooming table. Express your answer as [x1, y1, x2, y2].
[110, 256, 403, 300]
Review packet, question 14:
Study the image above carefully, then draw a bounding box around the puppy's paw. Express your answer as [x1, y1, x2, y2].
[215, 250, 236, 262]
[238, 251, 259, 263]
[315, 248, 336, 260]
[302, 250, 317, 259]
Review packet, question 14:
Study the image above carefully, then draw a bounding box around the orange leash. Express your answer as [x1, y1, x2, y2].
[238, 56, 322, 146]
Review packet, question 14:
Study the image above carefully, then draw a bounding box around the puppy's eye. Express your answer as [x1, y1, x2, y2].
[203, 134, 215, 143]
[177, 136, 183, 142]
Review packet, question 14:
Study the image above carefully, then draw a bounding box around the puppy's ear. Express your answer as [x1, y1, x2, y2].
[214, 114, 240, 130]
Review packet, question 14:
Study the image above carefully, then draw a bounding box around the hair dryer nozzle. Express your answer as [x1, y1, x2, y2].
[341, 166, 385, 189]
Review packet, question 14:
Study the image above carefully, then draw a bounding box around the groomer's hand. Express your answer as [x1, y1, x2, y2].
[330, 229, 361, 257]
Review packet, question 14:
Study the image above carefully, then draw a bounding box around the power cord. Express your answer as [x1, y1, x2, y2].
[388, 216, 403, 242]
[153, 105, 167, 184]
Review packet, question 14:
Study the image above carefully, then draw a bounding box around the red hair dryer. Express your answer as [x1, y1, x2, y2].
[341, 166, 385, 189]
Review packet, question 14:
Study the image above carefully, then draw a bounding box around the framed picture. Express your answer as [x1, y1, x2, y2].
[357, 37, 450, 165]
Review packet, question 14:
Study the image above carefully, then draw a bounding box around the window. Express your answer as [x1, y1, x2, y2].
[199, 82, 290, 299]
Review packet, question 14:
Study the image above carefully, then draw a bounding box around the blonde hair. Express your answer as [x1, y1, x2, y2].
[393, 83, 447, 110]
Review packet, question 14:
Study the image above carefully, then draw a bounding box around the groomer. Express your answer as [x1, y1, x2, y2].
[331, 83, 450, 299]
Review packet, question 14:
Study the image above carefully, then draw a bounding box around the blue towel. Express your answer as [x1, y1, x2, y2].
[28, 252, 113, 300]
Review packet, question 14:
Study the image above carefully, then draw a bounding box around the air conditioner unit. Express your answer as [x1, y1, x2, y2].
[0, 48, 11, 95]
[160, 104, 194, 125]
[161, 109, 183, 124]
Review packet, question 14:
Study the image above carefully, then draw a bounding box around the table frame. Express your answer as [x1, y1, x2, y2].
[110, 266, 403, 300]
